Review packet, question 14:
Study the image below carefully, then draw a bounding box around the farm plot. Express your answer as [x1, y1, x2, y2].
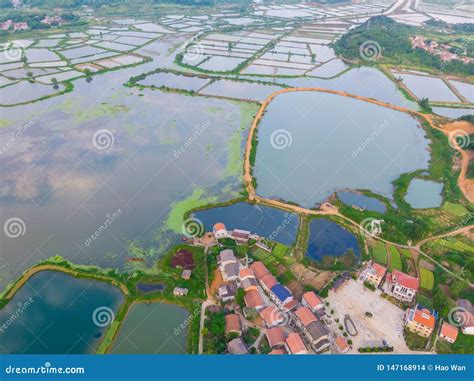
[371, 241, 387, 265]
[419, 268, 434, 290]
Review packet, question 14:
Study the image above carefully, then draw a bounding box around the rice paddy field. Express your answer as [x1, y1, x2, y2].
[419, 268, 435, 290]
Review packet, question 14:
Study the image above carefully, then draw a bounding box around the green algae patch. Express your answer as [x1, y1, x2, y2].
[165, 188, 218, 234]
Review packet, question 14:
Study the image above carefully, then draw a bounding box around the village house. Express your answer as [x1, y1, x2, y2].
[456, 299, 474, 335]
[231, 229, 251, 245]
[439, 321, 458, 344]
[217, 249, 239, 282]
[260, 306, 285, 328]
[225, 314, 242, 336]
[285, 332, 308, 354]
[404, 304, 436, 338]
[173, 287, 188, 297]
[218, 283, 236, 302]
[213, 223, 228, 239]
[181, 269, 192, 280]
[270, 284, 297, 311]
[244, 289, 265, 310]
[294, 306, 330, 352]
[302, 291, 326, 318]
[269, 348, 286, 355]
[266, 326, 286, 348]
[250, 261, 269, 280]
[386, 269, 419, 302]
[335, 336, 349, 353]
[260, 273, 278, 293]
[364, 262, 387, 287]
[227, 338, 248, 354]
[239, 268, 258, 291]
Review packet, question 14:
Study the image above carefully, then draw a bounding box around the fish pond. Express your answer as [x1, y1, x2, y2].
[193, 202, 299, 246]
[253, 91, 431, 207]
[337, 191, 386, 213]
[404, 179, 443, 209]
[0, 271, 124, 354]
[110, 302, 189, 354]
[306, 218, 360, 262]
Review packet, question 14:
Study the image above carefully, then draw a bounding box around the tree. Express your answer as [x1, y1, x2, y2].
[418, 97, 432, 113]
[235, 288, 245, 309]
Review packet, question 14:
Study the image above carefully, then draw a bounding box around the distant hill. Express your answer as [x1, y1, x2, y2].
[333, 16, 474, 76]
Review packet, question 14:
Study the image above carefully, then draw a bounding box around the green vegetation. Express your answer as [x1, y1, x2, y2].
[442, 202, 469, 217]
[389, 246, 402, 271]
[334, 16, 474, 76]
[404, 328, 430, 351]
[419, 268, 435, 290]
[371, 241, 387, 265]
[202, 309, 226, 354]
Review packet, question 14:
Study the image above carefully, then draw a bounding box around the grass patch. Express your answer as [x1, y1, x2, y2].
[371, 241, 387, 265]
[442, 202, 469, 217]
[420, 268, 435, 290]
[389, 246, 402, 271]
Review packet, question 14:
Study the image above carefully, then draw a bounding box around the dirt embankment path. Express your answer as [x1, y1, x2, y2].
[2, 264, 130, 303]
[244, 87, 474, 206]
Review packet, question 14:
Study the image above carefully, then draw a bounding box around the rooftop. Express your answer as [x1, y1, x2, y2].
[239, 267, 255, 280]
[271, 284, 293, 302]
[266, 326, 286, 348]
[225, 314, 241, 334]
[227, 338, 248, 354]
[244, 289, 264, 309]
[261, 273, 278, 290]
[391, 269, 419, 290]
[302, 291, 323, 309]
[295, 306, 318, 327]
[286, 332, 307, 354]
[440, 321, 458, 342]
[250, 261, 269, 279]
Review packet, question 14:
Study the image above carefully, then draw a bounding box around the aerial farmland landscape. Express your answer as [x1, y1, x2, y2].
[0, 0, 473, 370]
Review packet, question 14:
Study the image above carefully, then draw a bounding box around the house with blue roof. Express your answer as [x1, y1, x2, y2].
[270, 284, 296, 310]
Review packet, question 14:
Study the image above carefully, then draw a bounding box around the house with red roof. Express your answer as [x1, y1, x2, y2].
[269, 348, 286, 355]
[285, 332, 308, 354]
[244, 289, 265, 310]
[266, 327, 286, 348]
[260, 306, 285, 328]
[404, 304, 436, 337]
[250, 261, 269, 280]
[295, 306, 318, 329]
[335, 336, 349, 353]
[225, 314, 242, 336]
[364, 262, 387, 287]
[260, 273, 278, 292]
[302, 291, 325, 317]
[213, 223, 228, 239]
[439, 321, 458, 344]
[386, 269, 419, 302]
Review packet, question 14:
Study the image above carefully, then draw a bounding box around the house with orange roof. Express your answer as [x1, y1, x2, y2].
[365, 262, 387, 287]
[250, 261, 269, 280]
[295, 306, 318, 329]
[335, 336, 349, 353]
[439, 321, 458, 344]
[225, 314, 242, 336]
[266, 326, 286, 348]
[302, 291, 325, 316]
[244, 289, 265, 310]
[213, 223, 228, 239]
[260, 306, 285, 328]
[285, 332, 308, 354]
[260, 273, 278, 292]
[239, 268, 254, 280]
[404, 304, 436, 337]
[387, 269, 419, 302]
